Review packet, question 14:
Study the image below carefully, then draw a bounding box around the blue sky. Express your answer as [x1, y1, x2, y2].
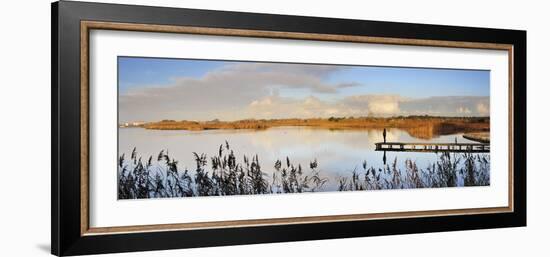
[118, 57, 226, 93]
[118, 57, 490, 121]
[326, 66, 489, 98]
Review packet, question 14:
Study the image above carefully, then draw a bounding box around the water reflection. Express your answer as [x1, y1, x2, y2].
[119, 127, 481, 191]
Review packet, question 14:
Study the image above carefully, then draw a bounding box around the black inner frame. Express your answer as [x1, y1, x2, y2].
[52, 1, 526, 256]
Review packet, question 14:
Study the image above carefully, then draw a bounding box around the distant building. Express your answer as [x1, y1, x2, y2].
[119, 121, 147, 128]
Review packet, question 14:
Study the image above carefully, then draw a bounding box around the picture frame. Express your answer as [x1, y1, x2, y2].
[51, 1, 526, 256]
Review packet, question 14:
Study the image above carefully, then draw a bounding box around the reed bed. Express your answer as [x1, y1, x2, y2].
[142, 116, 489, 140]
[118, 142, 327, 199]
[118, 142, 490, 199]
[337, 152, 490, 191]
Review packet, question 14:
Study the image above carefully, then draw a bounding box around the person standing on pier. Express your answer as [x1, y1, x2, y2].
[383, 128, 387, 143]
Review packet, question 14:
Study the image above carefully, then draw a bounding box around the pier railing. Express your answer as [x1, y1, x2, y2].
[375, 142, 490, 153]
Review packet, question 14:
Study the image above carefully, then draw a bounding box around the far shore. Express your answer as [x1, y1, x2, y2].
[121, 116, 490, 140]
[463, 132, 490, 143]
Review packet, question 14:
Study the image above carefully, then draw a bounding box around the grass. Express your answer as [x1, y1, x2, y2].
[118, 142, 490, 199]
[118, 142, 327, 199]
[337, 152, 490, 191]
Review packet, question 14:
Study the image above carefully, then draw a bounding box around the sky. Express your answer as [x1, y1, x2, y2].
[118, 57, 490, 122]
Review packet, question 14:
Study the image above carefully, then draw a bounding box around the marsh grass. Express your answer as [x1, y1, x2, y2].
[337, 152, 490, 191]
[118, 141, 329, 199]
[118, 142, 490, 199]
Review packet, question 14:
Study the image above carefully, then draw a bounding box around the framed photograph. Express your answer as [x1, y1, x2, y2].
[52, 1, 526, 256]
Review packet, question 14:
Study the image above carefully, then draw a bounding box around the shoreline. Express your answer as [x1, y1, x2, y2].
[130, 116, 490, 139]
[463, 132, 490, 143]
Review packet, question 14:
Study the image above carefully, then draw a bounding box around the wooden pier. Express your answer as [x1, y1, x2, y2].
[375, 142, 490, 153]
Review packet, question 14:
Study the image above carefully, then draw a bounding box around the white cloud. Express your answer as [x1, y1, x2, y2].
[119, 62, 490, 121]
[343, 95, 402, 116]
[244, 95, 340, 119]
[399, 96, 489, 117]
[457, 107, 472, 114]
[476, 102, 490, 115]
[235, 94, 489, 120]
[119, 63, 357, 121]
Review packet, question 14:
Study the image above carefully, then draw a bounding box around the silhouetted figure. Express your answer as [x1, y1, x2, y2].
[383, 128, 387, 143]
[455, 137, 458, 144]
[383, 151, 387, 165]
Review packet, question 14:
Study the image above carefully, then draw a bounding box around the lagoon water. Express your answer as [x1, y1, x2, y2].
[119, 127, 481, 191]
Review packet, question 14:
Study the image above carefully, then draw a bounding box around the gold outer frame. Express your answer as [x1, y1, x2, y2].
[80, 20, 514, 236]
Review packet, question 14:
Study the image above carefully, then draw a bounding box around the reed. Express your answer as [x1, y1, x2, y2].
[118, 142, 328, 199]
[118, 142, 490, 199]
[337, 152, 490, 191]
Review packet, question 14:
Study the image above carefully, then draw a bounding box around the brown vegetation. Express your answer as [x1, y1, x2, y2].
[463, 132, 490, 143]
[139, 116, 489, 139]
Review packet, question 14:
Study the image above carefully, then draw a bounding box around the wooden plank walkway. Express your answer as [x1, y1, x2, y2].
[375, 142, 490, 153]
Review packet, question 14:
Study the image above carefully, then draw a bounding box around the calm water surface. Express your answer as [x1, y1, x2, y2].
[119, 127, 480, 191]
